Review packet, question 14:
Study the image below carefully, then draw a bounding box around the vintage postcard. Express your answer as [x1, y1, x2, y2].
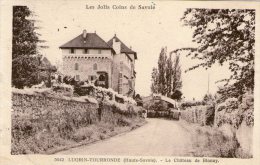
[0, 0, 260, 164]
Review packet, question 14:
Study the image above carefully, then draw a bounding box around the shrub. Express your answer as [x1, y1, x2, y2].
[117, 117, 132, 127]
[72, 127, 94, 142]
[149, 100, 168, 111]
[239, 92, 254, 127]
[180, 101, 206, 109]
[215, 95, 253, 128]
[170, 109, 180, 120]
[180, 105, 207, 125]
[205, 102, 215, 126]
[192, 125, 240, 158]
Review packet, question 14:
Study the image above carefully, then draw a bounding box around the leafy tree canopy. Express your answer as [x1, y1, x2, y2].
[12, 6, 47, 88]
[179, 9, 255, 100]
[171, 90, 182, 101]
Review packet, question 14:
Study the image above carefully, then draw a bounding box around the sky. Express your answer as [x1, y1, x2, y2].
[29, 1, 231, 100]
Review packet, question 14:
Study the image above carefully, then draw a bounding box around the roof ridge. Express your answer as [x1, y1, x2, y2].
[94, 33, 113, 49]
[59, 34, 82, 48]
[60, 32, 113, 49]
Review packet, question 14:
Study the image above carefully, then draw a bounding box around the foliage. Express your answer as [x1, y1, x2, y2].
[134, 94, 143, 106]
[180, 101, 206, 109]
[171, 53, 182, 95]
[13, 6, 38, 59]
[180, 105, 207, 125]
[151, 67, 159, 93]
[165, 54, 173, 96]
[203, 93, 215, 102]
[149, 100, 168, 111]
[205, 102, 215, 126]
[12, 55, 41, 88]
[189, 124, 240, 158]
[216, 91, 254, 128]
[171, 90, 183, 101]
[180, 8, 255, 99]
[12, 6, 48, 88]
[151, 47, 182, 98]
[157, 47, 168, 95]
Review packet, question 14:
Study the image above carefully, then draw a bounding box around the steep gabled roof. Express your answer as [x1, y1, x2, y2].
[60, 33, 113, 50]
[107, 35, 137, 59]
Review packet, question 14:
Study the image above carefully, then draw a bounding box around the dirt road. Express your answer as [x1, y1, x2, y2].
[56, 118, 194, 156]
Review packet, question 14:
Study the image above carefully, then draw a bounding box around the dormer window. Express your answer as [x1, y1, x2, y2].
[70, 48, 75, 54]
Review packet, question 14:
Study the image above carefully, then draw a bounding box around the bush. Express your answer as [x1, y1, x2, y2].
[180, 105, 207, 125]
[205, 102, 215, 126]
[215, 96, 253, 128]
[74, 86, 94, 96]
[52, 83, 74, 97]
[149, 100, 168, 111]
[170, 109, 180, 120]
[239, 92, 254, 127]
[117, 117, 132, 127]
[191, 125, 240, 158]
[180, 101, 206, 109]
[72, 127, 94, 142]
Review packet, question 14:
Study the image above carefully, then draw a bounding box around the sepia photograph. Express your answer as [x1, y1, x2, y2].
[1, 0, 260, 164]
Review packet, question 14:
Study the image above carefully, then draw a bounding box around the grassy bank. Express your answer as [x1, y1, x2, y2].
[179, 120, 252, 158]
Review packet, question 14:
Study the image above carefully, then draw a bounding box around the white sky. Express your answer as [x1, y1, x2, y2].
[29, 1, 231, 100]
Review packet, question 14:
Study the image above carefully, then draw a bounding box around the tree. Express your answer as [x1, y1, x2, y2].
[134, 94, 143, 106]
[171, 53, 182, 95]
[151, 47, 183, 99]
[165, 54, 173, 97]
[12, 6, 46, 88]
[157, 47, 167, 95]
[151, 67, 159, 94]
[180, 9, 255, 100]
[203, 93, 214, 102]
[171, 90, 182, 101]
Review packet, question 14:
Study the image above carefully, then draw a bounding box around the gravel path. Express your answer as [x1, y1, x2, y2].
[56, 118, 194, 156]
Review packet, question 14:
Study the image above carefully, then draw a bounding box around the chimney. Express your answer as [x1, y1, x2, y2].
[83, 29, 87, 43]
[83, 29, 87, 38]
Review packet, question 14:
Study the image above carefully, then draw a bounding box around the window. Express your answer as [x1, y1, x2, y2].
[98, 49, 102, 54]
[119, 87, 122, 94]
[84, 49, 89, 54]
[70, 48, 75, 54]
[99, 74, 105, 81]
[75, 75, 80, 81]
[119, 72, 123, 78]
[93, 63, 98, 70]
[88, 75, 96, 81]
[75, 63, 79, 70]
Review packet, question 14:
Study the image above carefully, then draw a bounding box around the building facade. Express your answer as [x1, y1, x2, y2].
[60, 30, 137, 96]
